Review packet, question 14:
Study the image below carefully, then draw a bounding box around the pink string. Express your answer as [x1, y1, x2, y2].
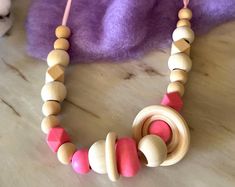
[183, 0, 190, 8]
[62, 0, 73, 26]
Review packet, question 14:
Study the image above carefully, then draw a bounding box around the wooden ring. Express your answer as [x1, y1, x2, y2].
[105, 132, 120, 181]
[132, 105, 190, 166]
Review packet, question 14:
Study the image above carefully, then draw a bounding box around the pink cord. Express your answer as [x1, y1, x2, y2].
[183, 0, 190, 8]
[62, 0, 73, 26]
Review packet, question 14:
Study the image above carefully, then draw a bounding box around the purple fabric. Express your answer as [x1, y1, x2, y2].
[26, 0, 235, 63]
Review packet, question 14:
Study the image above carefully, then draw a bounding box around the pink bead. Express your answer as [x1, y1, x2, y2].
[148, 120, 172, 143]
[161, 92, 183, 111]
[72, 149, 91, 174]
[46, 127, 70, 152]
[116, 138, 140, 177]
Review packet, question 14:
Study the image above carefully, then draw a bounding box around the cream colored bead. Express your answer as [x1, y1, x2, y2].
[178, 8, 192, 20]
[41, 81, 67, 102]
[45, 65, 65, 83]
[41, 115, 59, 134]
[171, 39, 190, 56]
[55, 25, 71, 39]
[47, 49, 70, 67]
[170, 69, 188, 84]
[54, 38, 70, 50]
[168, 53, 192, 72]
[57, 143, 76, 165]
[88, 140, 107, 174]
[172, 26, 195, 44]
[167, 82, 185, 96]
[138, 135, 167, 167]
[42, 101, 61, 116]
[177, 19, 191, 28]
[105, 132, 119, 181]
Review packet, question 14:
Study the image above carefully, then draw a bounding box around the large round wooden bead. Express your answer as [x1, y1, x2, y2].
[47, 49, 70, 67]
[41, 115, 59, 134]
[41, 81, 67, 102]
[57, 142, 76, 165]
[55, 25, 71, 39]
[88, 140, 107, 174]
[168, 53, 192, 72]
[138, 135, 167, 167]
[178, 8, 192, 20]
[42, 101, 61, 116]
[167, 82, 185, 97]
[177, 19, 191, 28]
[170, 69, 188, 84]
[172, 26, 195, 44]
[105, 132, 119, 181]
[54, 38, 70, 50]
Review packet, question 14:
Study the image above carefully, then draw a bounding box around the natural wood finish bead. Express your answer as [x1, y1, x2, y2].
[172, 26, 195, 44]
[138, 135, 167, 167]
[55, 25, 71, 39]
[168, 53, 192, 72]
[45, 65, 65, 83]
[167, 82, 185, 97]
[171, 39, 190, 56]
[105, 132, 119, 181]
[47, 49, 70, 67]
[88, 140, 107, 174]
[170, 69, 188, 84]
[41, 81, 67, 102]
[42, 101, 61, 116]
[41, 115, 59, 134]
[177, 19, 191, 28]
[57, 142, 76, 165]
[178, 8, 192, 20]
[54, 38, 70, 50]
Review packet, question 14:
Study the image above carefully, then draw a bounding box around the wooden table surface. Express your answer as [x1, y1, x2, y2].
[0, 1, 235, 187]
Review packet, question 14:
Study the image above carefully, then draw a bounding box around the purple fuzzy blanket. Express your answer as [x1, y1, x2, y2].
[26, 0, 235, 62]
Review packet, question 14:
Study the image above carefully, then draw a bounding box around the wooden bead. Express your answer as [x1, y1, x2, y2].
[45, 65, 65, 83]
[171, 39, 190, 56]
[105, 132, 119, 181]
[138, 135, 167, 167]
[177, 19, 191, 28]
[170, 69, 188, 84]
[42, 101, 61, 116]
[55, 25, 71, 39]
[54, 38, 70, 50]
[88, 140, 107, 174]
[178, 8, 192, 20]
[167, 82, 185, 97]
[172, 26, 195, 44]
[47, 49, 70, 67]
[41, 81, 67, 102]
[57, 142, 76, 165]
[41, 115, 59, 134]
[168, 53, 192, 72]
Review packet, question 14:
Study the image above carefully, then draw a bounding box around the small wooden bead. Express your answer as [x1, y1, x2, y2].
[177, 19, 191, 28]
[41, 81, 67, 102]
[88, 140, 107, 174]
[168, 53, 192, 72]
[41, 115, 59, 134]
[172, 26, 195, 44]
[57, 142, 76, 165]
[72, 149, 91, 174]
[167, 82, 185, 97]
[42, 101, 61, 116]
[54, 38, 70, 50]
[170, 69, 188, 84]
[55, 25, 71, 39]
[178, 8, 192, 20]
[171, 39, 190, 56]
[45, 65, 65, 83]
[47, 49, 70, 67]
[138, 135, 167, 167]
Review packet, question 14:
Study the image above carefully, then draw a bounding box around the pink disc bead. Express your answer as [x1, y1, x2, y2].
[161, 92, 183, 112]
[72, 149, 91, 174]
[148, 120, 172, 143]
[116, 137, 140, 177]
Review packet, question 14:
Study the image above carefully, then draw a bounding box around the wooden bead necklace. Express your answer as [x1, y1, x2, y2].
[40, 0, 194, 182]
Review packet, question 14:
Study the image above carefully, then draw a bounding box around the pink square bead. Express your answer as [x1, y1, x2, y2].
[46, 127, 70, 152]
[161, 92, 183, 112]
